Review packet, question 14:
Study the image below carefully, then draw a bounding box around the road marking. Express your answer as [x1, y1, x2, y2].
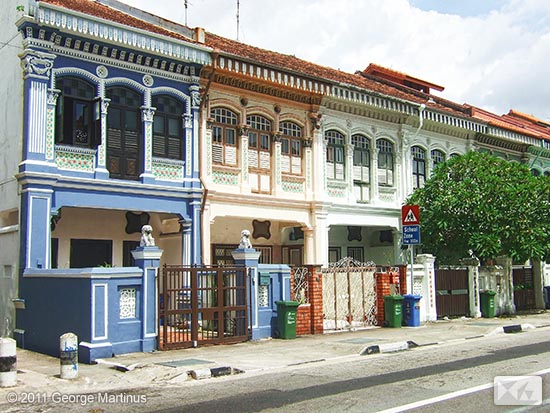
[376, 367, 550, 413]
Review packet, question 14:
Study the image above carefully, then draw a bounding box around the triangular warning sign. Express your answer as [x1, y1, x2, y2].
[404, 209, 418, 223]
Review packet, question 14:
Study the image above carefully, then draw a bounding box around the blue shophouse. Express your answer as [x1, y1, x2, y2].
[10, 0, 211, 361]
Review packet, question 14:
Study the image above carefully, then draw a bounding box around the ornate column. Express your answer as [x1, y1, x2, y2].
[272, 132, 283, 196]
[189, 85, 201, 180]
[45, 89, 60, 162]
[239, 124, 251, 192]
[345, 143, 354, 202]
[372, 146, 380, 201]
[303, 138, 313, 201]
[94, 96, 110, 179]
[19, 49, 55, 165]
[309, 112, 325, 200]
[140, 105, 156, 184]
[204, 117, 214, 181]
[19, 49, 56, 269]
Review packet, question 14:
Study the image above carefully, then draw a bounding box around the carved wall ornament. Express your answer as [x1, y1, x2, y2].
[125, 211, 150, 234]
[141, 107, 155, 122]
[239, 124, 250, 136]
[347, 226, 362, 242]
[96, 65, 108, 78]
[274, 104, 281, 113]
[47, 89, 60, 105]
[252, 219, 271, 240]
[240, 97, 249, 106]
[206, 117, 214, 130]
[142, 74, 154, 87]
[20, 50, 55, 77]
[191, 90, 201, 107]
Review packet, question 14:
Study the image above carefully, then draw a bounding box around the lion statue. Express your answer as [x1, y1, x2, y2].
[140, 225, 155, 247]
[238, 229, 252, 249]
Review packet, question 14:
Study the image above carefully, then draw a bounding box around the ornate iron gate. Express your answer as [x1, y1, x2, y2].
[322, 257, 377, 330]
[435, 267, 469, 317]
[513, 266, 535, 311]
[158, 265, 249, 350]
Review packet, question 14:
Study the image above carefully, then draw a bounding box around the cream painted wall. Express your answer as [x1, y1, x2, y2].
[51, 207, 181, 268]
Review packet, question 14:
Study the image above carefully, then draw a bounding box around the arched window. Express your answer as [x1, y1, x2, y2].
[247, 114, 272, 193]
[376, 139, 394, 186]
[326, 130, 345, 180]
[106, 87, 142, 180]
[431, 149, 445, 171]
[55, 77, 98, 148]
[152, 95, 184, 160]
[210, 107, 238, 166]
[531, 169, 541, 177]
[279, 121, 303, 175]
[411, 146, 426, 189]
[352, 134, 370, 201]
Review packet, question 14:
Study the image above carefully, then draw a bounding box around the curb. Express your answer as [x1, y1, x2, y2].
[189, 366, 243, 380]
[488, 323, 535, 336]
[360, 340, 417, 355]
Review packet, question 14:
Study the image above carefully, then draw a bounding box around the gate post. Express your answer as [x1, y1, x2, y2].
[416, 254, 437, 322]
[231, 248, 261, 339]
[132, 245, 163, 352]
[308, 265, 324, 334]
[461, 257, 481, 318]
[496, 256, 516, 314]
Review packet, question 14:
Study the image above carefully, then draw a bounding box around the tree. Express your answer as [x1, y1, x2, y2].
[406, 151, 550, 264]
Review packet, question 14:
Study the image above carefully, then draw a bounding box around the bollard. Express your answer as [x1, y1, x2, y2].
[60, 333, 78, 379]
[0, 337, 17, 387]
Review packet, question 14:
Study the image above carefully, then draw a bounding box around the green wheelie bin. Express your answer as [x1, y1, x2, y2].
[384, 295, 403, 327]
[480, 290, 497, 318]
[275, 301, 300, 339]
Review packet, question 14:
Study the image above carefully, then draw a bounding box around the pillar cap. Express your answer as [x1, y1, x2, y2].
[131, 246, 164, 260]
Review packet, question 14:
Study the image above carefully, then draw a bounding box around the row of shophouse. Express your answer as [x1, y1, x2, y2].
[1, 0, 550, 357]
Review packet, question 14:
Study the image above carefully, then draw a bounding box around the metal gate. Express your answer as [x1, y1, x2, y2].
[322, 257, 377, 330]
[158, 265, 249, 350]
[435, 267, 469, 317]
[513, 266, 535, 311]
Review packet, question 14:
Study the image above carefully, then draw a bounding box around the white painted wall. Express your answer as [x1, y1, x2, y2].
[0, 0, 25, 337]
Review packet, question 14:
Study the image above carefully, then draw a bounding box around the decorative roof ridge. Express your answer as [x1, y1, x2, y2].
[363, 63, 445, 92]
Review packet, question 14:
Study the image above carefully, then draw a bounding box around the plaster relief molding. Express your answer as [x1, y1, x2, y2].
[35, 5, 211, 65]
[20, 49, 56, 79]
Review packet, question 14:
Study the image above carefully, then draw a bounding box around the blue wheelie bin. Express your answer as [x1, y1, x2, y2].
[402, 294, 422, 327]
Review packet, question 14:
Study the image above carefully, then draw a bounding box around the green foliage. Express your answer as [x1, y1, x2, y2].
[407, 151, 550, 264]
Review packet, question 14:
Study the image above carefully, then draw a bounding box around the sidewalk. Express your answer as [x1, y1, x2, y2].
[2, 311, 550, 395]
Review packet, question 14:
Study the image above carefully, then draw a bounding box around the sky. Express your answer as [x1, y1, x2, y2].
[118, 0, 550, 122]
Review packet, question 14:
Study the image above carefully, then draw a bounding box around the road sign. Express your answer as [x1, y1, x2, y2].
[402, 224, 421, 245]
[402, 205, 420, 226]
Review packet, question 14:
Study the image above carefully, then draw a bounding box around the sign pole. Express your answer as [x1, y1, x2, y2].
[410, 245, 414, 294]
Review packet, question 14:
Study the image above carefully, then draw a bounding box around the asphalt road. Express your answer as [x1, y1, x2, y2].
[5, 327, 550, 413]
